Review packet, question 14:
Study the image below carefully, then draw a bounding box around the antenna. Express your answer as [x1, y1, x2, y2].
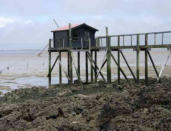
[53, 19, 60, 28]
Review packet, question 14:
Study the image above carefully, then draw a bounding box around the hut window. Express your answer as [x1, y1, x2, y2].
[72, 31, 79, 41]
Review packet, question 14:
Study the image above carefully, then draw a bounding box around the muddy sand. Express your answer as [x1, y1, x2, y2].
[0, 78, 171, 131]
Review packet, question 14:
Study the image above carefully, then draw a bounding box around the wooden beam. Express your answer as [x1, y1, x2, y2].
[120, 50, 136, 81]
[147, 50, 159, 79]
[111, 52, 128, 81]
[96, 59, 107, 78]
[87, 52, 106, 82]
[48, 54, 59, 76]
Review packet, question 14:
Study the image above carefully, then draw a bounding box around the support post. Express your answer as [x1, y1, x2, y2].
[136, 34, 140, 84]
[77, 51, 81, 82]
[106, 27, 111, 83]
[90, 50, 94, 82]
[94, 51, 97, 82]
[85, 51, 89, 83]
[59, 51, 62, 84]
[118, 36, 121, 84]
[145, 34, 148, 85]
[68, 23, 73, 84]
[48, 39, 52, 87]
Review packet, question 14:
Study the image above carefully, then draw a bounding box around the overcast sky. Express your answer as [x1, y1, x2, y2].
[0, 0, 171, 50]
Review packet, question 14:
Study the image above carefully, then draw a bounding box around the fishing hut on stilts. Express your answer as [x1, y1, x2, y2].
[48, 23, 171, 87]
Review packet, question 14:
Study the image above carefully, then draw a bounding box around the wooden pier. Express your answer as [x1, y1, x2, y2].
[48, 24, 171, 86]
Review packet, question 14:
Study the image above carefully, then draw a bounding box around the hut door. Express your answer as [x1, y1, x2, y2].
[84, 31, 90, 48]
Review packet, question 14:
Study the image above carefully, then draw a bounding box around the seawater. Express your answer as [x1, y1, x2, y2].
[0, 49, 171, 94]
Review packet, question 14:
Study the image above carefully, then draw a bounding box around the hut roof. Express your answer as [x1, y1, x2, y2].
[51, 23, 98, 32]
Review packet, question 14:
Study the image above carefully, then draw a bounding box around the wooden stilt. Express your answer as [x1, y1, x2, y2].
[85, 51, 89, 83]
[136, 34, 140, 84]
[59, 51, 62, 84]
[77, 51, 81, 82]
[106, 27, 111, 83]
[94, 51, 97, 82]
[48, 39, 52, 87]
[67, 51, 70, 83]
[145, 34, 148, 85]
[90, 50, 94, 83]
[118, 36, 121, 84]
[68, 23, 73, 84]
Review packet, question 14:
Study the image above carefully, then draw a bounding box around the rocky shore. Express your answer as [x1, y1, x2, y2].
[0, 78, 171, 131]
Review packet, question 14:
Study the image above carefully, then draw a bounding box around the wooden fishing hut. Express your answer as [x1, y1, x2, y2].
[48, 23, 171, 86]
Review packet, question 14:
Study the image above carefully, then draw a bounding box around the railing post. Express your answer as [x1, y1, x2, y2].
[106, 27, 111, 83]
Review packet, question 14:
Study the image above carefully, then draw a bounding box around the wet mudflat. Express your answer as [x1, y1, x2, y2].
[0, 78, 170, 131]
